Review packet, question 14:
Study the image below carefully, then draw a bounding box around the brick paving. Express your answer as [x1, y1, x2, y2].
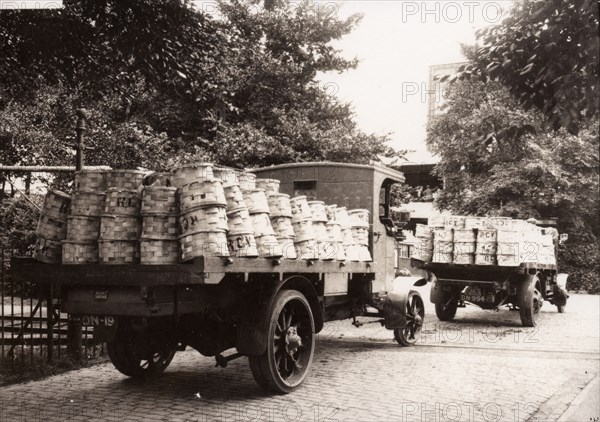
[1, 292, 598, 422]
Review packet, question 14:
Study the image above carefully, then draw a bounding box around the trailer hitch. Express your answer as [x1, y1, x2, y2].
[215, 352, 244, 368]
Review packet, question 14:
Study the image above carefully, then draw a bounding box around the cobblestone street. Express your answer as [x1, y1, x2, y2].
[1, 292, 598, 422]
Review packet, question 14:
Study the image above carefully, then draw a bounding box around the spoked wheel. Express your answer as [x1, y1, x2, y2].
[394, 290, 425, 346]
[249, 289, 315, 394]
[435, 297, 458, 321]
[107, 339, 176, 378]
[520, 288, 543, 327]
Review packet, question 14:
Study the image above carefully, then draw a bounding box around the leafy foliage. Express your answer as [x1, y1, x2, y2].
[454, 0, 599, 134]
[0, 0, 395, 170]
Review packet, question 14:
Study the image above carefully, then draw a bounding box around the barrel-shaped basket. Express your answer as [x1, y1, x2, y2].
[256, 179, 280, 196]
[62, 240, 98, 264]
[445, 216, 467, 229]
[104, 188, 140, 216]
[141, 186, 178, 215]
[453, 242, 476, 254]
[214, 166, 239, 188]
[433, 251, 453, 263]
[453, 253, 474, 265]
[351, 226, 369, 246]
[433, 228, 453, 242]
[308, 201, 328, 223]
[341, 227, 356, 246]
[267, 194, 293, 218]
[238, 172, 257, 191]
[100, 215, 141, 240]
[41, 189, 71, 222]
[477, 229, 498, 243]
[312, 222, 329, 242]
[317, 241, 339, 261]
[140, 239, 179, 265]
[179, 230, 229, 261]
[348, 209, 370, 228]
[66, 216, 100, 241]
[99, 240, 140, 264]
[170, 163, 214, 188]
[278, 237, 297, 260]
[226, 232, 259, 257]
[250, 213, 276, 237]
[356, 246, 372, 262]
[255, 234, 283, 258]
[227, 207, 254, 234]
[70, 191, 106, 217]
[476, 242, 498, 255]
[242, 189, 270, 214]
[105, 170, 146, 190]
[434, 241, 454, 254]
[33, 237, 62, 263]
[326, 222, 343, 242]
[475, 253, 497, 266]
[335, 207, 352, 228]
[141, 214, 178, 239]
[454, 229, 476, 242]
[179, 206, 228, 236]
[271, 216, 295, 238]
[37, 214, 68, 241]
[295, 239, 318, 260]
[290, 196, 313, 222]
[178, 180, 226, 211]
[224, 185, 246, 211]
[74, 170, 108, 192]
[292, 219, 315, 242]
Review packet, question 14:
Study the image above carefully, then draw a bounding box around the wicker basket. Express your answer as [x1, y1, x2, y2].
[255, 234, 283, 258]
[41, 189, 71, 222]
[308, 201, 328, 223]
[351, 226, 369, 246]
[32, 237, 62, 263]
[66, 216, 100, 241]
[74, 170, 108, 192]
[294, 239, 318, 260]
[179, 206, 228, 236]
[171, 162, 215, 188]
[62, 240, 98, 264]
[271, 216, 295, 238]
[104, 188, 140, 216]
[313, 222, 329, 242]
[267, 194, 292, 218]
[227, 207, 254, 234]
[70, 190, 106, 217]
[290, 196, 313, 222]
[318, 241, 340, 261]
[98, 240, 140, 264]
[178, 180, 226, 211]
[100, 215, 141, 240]
[141, 186, 178, 215]
[250, 213, 275, 237]
[224, 185, 246, 211]
[238, 171, 256, 191]
[226, 232, 259, 257]
[256, 179, 280, 196]
[37, 213, 68, 241]
[105, 169, 146, 190]
[326, 222, 343, 242]
[141, 214, 178, 240]
[179, 230, 229, 261]
[243, 189, 270, 214]
[325, 205, 337, 221]
[278, 237, 297, 259]
[214, 166, 239, 188]
[292, 219, 315, 242]
[348, 209, 370, 227]
[356, 246, 372, 262]
[140, 239, 179, 264]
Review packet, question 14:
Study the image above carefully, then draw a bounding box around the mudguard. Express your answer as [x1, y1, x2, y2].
[236, 276, 322, 356]
[553, 273, 569, 306]
[516, 274, 538, 309]
[429, 275, 446, 304]
[384, 276, 426, 329]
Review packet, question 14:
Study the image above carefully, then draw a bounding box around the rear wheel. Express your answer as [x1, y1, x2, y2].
[248, 290, 315, 394]
[107, 339, 175, 378]
[393, 290, 425, 346]
[435, 298, 458, 321]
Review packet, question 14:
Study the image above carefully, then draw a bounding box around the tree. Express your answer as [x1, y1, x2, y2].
[0, 0, 395, 170]
[455, 0, 599, 134]
[427, 78, 599, 292]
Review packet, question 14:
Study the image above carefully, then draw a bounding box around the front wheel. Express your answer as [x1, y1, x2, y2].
[520, 288, 543, 327]
[249, 289, 315, 394]
[393, 290, 425, 346]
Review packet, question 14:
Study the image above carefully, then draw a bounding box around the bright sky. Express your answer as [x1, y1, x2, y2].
[317, 0, 513, 163]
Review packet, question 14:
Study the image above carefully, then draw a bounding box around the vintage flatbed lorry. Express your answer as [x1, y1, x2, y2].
[13, 162, 427, 394]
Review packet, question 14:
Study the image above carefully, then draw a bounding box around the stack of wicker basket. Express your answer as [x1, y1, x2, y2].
[348, 209, 372, 261]
[244, 186, 282, 258]
[62, 170, 109, 264]
[216, 166, 259, 257]
[34, 189, 71, 263]
[291, 195, 318, 260]
[98, 170, 145, 264]
[140, 186, 179, 264]
[268, 193, 297, 259]
[309, 201, 333, 260]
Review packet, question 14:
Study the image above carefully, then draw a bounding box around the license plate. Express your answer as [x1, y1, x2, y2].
[81, 315, 116, 327]
[463, 294, 495, 303]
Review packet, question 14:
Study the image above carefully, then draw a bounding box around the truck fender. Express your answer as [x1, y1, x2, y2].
[384, 276, 426, 329]
[428, 273, 447, 304]
[236, 276, 322, 356]
[553, 273, 569, 306]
